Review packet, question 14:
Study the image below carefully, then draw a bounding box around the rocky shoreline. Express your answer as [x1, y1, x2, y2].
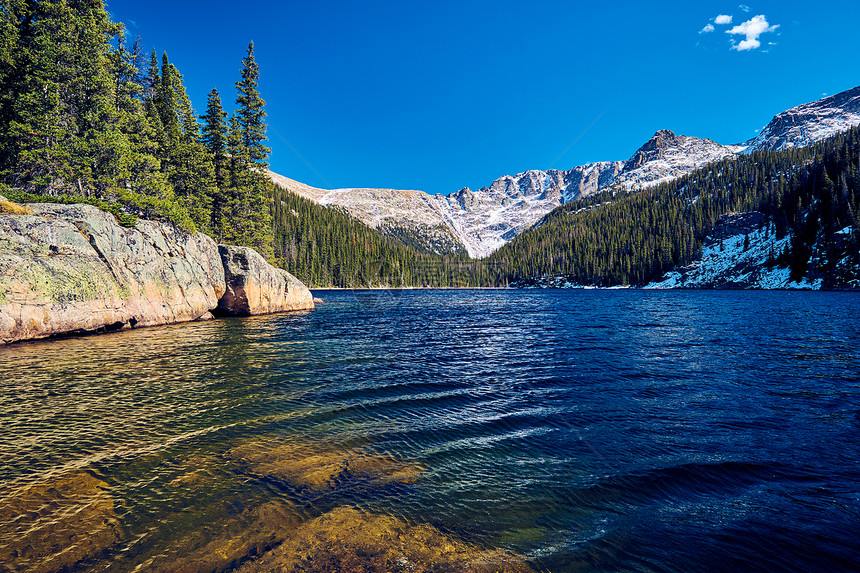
[0, 201, 314, 345]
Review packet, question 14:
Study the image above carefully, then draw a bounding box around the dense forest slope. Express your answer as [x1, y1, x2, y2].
[492, 125, 860, 289]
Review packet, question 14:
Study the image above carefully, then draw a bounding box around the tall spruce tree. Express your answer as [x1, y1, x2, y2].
[226, 41, 273, 259]
[201, 88, 227, 185]
[154, 58, 214, 232]
[200, 88, 228, 233]
[235, 42, 270, 164]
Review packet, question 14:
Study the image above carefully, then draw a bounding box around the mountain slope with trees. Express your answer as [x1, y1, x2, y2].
[488, 125, 860, 288]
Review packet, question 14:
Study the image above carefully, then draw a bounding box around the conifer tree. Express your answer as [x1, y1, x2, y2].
[201, 88, 228, 185]
[159, 60, 214, 231]
[145, 49, 160, 100]
[226, 41, 274, 259]
[201, 88, 228, 232]
[235, 42, 270, 165]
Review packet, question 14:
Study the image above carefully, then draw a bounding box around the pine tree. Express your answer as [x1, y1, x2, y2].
[159, 60, 214, 232]
[228, 41, 274, 259]
[201, 88, 228, 185]
[235, 42, 270, 165]
[201, 88, 228, 232]
[144, 49, 160, 100]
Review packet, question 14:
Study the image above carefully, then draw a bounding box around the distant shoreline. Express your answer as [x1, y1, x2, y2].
[309, 286, 858, 292]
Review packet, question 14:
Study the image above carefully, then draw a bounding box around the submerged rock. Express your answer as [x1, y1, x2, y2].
[215, 245, 314, 315]
[0, 471, 122, 572]
[236, 506, 535, 573]
[0, 203, 225, 344]
[138, 500, 300, 573]
[227, 439, 423, 491]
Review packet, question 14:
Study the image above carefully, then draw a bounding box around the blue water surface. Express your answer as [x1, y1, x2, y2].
[1, 289, 858, 572]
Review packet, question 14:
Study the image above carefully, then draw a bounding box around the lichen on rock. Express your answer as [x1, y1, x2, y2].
[0, 202, 317, 344]
[0, 203, 227, 343]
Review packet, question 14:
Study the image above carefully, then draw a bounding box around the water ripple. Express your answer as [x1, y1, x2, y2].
[1, 290, 859, 572]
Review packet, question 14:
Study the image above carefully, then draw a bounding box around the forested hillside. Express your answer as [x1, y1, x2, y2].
[271, 183, 495, 287]
[487, 126, 860, 287]
[0, 0, 273, 257]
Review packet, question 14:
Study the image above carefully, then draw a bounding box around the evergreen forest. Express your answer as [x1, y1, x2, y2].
[488, 126, 860, 287]
[0, 0, 274, 258]
[1, 0, 857, 289]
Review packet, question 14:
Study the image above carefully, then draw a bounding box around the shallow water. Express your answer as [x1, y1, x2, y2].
[1, 290, 859, 572]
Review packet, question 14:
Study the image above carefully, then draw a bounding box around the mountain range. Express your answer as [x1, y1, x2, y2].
[270, 85, 860, 258]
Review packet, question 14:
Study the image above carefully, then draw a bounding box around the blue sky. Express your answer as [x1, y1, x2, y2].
[106, 0, 860, 195]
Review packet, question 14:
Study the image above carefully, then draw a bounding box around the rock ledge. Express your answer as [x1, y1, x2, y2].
[0, 202, 313, 344]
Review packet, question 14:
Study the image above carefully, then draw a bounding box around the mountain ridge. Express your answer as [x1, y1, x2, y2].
[270, 84, 860, 258]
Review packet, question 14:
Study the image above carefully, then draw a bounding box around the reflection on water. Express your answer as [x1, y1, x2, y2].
[1, 290, 859, 572]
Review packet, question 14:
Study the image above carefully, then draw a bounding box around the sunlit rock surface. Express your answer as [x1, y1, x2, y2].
[215, 245, 314, 316]
[227, 438, 423, 490]
[0, 203, 225, 344]
[0, 202, 316, 344]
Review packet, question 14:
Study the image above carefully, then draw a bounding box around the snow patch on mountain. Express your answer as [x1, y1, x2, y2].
[743, 85, 860, 153]
[645, 212, 821, 289]
[611, 130, 738, 190]
[433, 162, 623, 258]
[268, 171, 465, 255]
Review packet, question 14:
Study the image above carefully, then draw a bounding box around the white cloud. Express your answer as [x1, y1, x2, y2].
[700, 23, 715, 33]
[727, 14, 779, 51]
[739, 4, 750, 12]
[715, 14, 733, 24]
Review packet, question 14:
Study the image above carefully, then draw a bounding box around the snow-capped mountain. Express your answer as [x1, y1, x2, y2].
[611, 130, 738, 190]
[268, 171, 465, 255]
[270, 131, 735, 258]
[432, 162, 623, 257]
[742, 85, 860, 153]
[270, 84, 860, 258]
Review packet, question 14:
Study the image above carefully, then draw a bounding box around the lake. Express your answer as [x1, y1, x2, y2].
[1, 290, 858, 572]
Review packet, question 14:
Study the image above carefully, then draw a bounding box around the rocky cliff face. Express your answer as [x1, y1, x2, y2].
[0, 202, 314, 345]
[432, 162, 624, 258]
[216, 245, 314, 315]
[611, 130, 738, 190]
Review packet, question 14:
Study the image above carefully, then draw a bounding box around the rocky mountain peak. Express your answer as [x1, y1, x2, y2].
[744, 84, 860, 153]
[624, 130, 683, 170]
